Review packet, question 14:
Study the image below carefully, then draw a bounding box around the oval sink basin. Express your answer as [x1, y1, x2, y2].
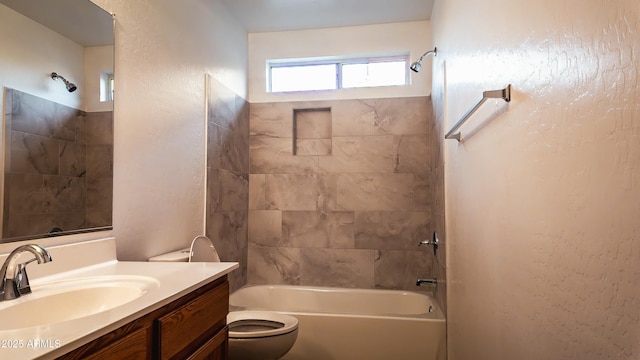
[0, 275, 159, 330]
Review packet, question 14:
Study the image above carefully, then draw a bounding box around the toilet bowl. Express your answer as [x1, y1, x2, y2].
[148, 238, 299, 360]
[227, 310, 298, 360]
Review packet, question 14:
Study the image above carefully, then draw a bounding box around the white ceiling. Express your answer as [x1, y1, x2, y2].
[220, 0, 435, 33]
[0, 0, 113, 46]
[1, 0, 433, 45]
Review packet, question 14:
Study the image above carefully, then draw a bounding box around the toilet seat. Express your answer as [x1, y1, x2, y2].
[228, 311, 298, 339]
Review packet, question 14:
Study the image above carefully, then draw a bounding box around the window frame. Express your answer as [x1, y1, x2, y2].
[267, 54, 410, 93]
[107, 73, 114, 101]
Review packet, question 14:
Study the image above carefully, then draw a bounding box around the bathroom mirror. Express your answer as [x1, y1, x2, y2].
[0, 0, 114, 242]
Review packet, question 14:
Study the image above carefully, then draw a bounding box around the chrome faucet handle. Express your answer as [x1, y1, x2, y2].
[0, 244, 52, 301]
[16, 258, 38, 295]
[418, 231, 439, 256]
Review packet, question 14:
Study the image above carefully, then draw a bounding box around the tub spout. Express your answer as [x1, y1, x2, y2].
[416, 278, 437, 287]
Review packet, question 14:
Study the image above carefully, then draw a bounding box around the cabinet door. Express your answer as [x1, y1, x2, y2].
[186, 326, 228, 360]
[62, 326, 151, 360]
[156, 280, 229, 359]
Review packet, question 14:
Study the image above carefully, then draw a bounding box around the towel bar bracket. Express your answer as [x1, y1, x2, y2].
[445, 84, 511, 141]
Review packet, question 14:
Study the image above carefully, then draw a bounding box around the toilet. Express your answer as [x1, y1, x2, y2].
[148, 236, 299, 360]
[227, 310, 298, 360]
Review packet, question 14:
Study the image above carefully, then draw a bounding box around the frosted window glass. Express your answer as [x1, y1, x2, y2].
[342, 61, 407, 88]
[271, 64, 337, 92]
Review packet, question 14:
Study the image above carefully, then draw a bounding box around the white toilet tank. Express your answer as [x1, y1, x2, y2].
[148, 248, 190, 262]
[148, 235, 221, 262]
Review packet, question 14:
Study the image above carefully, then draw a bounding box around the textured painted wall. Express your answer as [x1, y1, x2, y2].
[84, 45, 114, 113]
[247, 97, 439, 292]
[91, 0, 248, 260]
[432, 0, 640, 359]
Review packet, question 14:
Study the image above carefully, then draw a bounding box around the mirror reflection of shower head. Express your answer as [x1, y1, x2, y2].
[51, 72, 77, 92]
[410, 47, 437, 73]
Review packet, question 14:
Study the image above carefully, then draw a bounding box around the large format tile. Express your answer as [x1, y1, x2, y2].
[2, 214, 30, 238]
[86, 111, 113, 145]
[10, 90, 80, 141]
[265, 174, 337, 211]
[28, 212, 86, 236]
[295, 139, 332, 156]
[337, 173, 430, 211]
[374, 250, 431, 290]
[374, 97, 431, 135]
[299, 248, 375, 288]
[86, 206, 113, 228]
[208, 77, 241, 131]
[319, 135, 396, 173]
[248, 210, 282, 246]
[58, 140, 85, 177]
[248, 174, 266, 210]
[265, 174, 318, 211]
[250, 136, 318, 174]
[3, 89, 102, 240]
[86, 177, 112, 222]
[282, 211, 355, 248]
[355, 211, 432, 250]
[209, 123, 249, 173]
[395, 135, 430, 174]
[250, 102, 294, 138]
[208, 211, 249, 254]
[208, 169, 249, 213]
[247, 96, 436, 292]
[10, 131, 60, 175]
[206, 75, 250, 291]
[42, 176, 86, 213]
[86, 144, 113, 178]
[248, 244, 301, 285]
[207, 211, 248, 292]
[332, 99, 376, 136]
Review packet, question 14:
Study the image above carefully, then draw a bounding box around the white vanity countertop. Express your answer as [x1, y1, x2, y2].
[0, 238, 238, 360]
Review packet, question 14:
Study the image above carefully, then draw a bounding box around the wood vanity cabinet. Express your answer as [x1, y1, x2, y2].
[56, 276, 229, 360]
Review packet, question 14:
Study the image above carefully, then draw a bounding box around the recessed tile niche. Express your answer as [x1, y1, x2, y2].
[293, 108, 332, 156]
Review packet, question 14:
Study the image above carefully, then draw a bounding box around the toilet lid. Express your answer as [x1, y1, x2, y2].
[227, 311, 298, 339]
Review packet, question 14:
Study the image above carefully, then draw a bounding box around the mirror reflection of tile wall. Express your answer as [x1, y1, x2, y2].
[2, 88, 113, 239]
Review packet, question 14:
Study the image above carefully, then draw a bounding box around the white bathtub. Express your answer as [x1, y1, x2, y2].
[229, 285, 446, 360]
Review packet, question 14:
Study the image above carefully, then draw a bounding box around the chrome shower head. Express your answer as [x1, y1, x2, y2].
[410, 47, 437, 73]
[51, 72, 77, 92]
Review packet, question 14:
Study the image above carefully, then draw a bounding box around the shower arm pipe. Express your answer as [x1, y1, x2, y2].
[416, 47, 437, 63]
[444, 84, 511, 142]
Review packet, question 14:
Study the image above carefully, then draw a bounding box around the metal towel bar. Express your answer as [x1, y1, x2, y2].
[445, 84, 511, 141]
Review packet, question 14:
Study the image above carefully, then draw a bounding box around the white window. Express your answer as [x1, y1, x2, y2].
[107, 74, 114, 101]
[271, 64, 337, 92]
[341, 60, 407, 88]
[100, 71, 114, 102]
[268, 55, 409, 93]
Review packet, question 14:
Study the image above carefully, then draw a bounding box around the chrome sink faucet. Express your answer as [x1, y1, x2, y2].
[0, 244, 52, 301]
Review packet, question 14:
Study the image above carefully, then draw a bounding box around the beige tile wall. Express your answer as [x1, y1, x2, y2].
[3, 89, 113, 238]
[248, 96, 445, 295]
[205, 77, 250, 292]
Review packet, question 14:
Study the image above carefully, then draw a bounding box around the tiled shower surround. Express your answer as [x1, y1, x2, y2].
[205, 77, 250, 292]
[203, 81, 446, 311]
[248, 97, 446, 300]
[3, 89, 113, 238]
